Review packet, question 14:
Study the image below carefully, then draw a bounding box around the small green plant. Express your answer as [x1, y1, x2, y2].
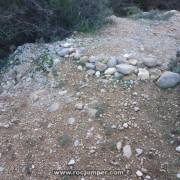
[35, 54, 53, 72]
[94, 103, 108, 118]
[58, 133, 72, 147]
[104, 126, 115, 136]
[132, 10, 174, 21]
[100, 141, 117, 151]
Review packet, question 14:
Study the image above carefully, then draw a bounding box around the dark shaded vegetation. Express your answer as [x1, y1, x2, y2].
[110, 0, 180, 16]
[0, 0, 110, 67]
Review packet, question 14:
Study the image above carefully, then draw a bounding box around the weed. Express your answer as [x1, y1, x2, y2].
[58, 133, 72, 147]
[104, 126, 115, 136]
[94, 103, 108, 118]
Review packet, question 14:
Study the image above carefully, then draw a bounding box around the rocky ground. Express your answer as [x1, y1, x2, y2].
[0, 11, 180, 180]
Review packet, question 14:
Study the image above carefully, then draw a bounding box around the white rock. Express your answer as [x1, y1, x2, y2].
[75, 102, 84, 110]
[136, 148, 143, 156]
[136, 170, 143, 177]
[74, 139, 80, 147]
[95, 71, 101, 78]
[116, 141, 122, 151]
[176, 146, 180, 152]
[77, 65, 83, 71]
[61, 43, 72, 48]
[138, 68, 150, 80]
[104, 68, 116, 75]
[0, 123, 10, 128]
[145, 175, 151, 179]
[123, 145, 132, 159]
[177, 173, 180, 179]
[67, 117, 76, 125]
[134, 107, 140, 112]
[68, 159, 75, 166]
[123, 123, 129, 128]
[116, 64, 136, 75]
[128, 59, 138, 65]
[133, 92, 138, 96]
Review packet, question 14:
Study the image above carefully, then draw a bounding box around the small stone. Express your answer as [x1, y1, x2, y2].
[145, 175, 151, 179]
[0, 123, 10, 128]
[68, 159, 75, 166]
[123, 123, 129, 128]
[134, 107, 140, 112]
[74, 139, 80, 147]
[95, 62, 107, 72]
[48, 102, 60, 112]
[136, 170, 143, 177]
[177, 173, 180, 179]
[67, 117, 76, 125]
[77, 65, 83, 71]
[176, 146, 180, 152]
[107, 57, 117, 67]
[149, 68, 162, 80]
[75, 102, 84, 110]
[116, 64, 136, 75]
[114, 72, 124, 79]
[143, 57, 160, 68]
[58, 48, 71, 57]
[156, 71, 180, 88]
[80, 56, 89, 63]
[138, 68, 150, 80]
[133, 92, 138, 96]
[116, 141, 122, 152]
[111, 124, 117, 129]
[89, 56, 97, 63]
[128, 59, 138, 65]
[87, 69, 95, 76]
[61, 42, 72, 48]
[104, 68, 116, 75]
[73, 51, 81, 60]
[117, 57, 128, 64]
[123, 145, 132, 159]
[95, 71, 101, 78]
[86, 63, 95, 70]
[136, 148, 143, 156]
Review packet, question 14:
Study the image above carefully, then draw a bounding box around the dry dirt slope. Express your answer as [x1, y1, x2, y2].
[0, 12, 180, 180]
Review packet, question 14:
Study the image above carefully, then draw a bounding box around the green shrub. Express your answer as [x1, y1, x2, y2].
[0, 0, 111, 60]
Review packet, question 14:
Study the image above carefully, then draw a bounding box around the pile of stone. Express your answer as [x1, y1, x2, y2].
[75, 49, 180, 89]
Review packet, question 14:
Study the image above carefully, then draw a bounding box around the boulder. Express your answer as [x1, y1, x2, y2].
[156, 71, 180, 88]
[95, 62, 107, 72]
[116, 64, 136, 75]
[143, 57, 160, 68]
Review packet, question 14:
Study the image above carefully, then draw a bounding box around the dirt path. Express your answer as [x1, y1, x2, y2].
[0, 13, 180, 180]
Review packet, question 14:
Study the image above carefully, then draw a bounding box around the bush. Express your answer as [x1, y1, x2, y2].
[110, 0, 180, 16]
[0, 0, 111, 59]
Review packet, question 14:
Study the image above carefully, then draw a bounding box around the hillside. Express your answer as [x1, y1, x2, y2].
[0, 11, 180, 180]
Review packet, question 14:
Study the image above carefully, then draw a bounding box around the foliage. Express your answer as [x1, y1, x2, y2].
[0, 0, 111, 59]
